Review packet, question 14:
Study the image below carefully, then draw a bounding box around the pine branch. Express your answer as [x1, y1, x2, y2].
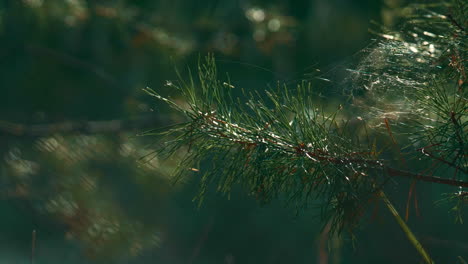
[146, 0, 467, 243]
[0, 116, 169, 137]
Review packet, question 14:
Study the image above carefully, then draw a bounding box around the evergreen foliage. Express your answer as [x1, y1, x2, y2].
[146, 0, 466, 261]
[144, 57, 384, 234]
[347, 1, 467, 177]
[0, 1, 388, 262]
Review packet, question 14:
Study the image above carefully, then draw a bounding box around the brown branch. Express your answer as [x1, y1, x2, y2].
[417, 145, 467, 175]
[201, 112, 468, 188]
[0, 116, 170, 137]
[386, 167, 468, 188]
[446, 13, 466, 32]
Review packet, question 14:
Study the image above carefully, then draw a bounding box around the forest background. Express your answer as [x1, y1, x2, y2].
[0, 0, 466, 264]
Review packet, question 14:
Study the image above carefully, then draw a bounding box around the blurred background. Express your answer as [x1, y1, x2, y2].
[0, 0, 466, 263]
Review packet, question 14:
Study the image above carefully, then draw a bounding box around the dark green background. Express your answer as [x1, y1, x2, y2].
[0, 1, 466, 263]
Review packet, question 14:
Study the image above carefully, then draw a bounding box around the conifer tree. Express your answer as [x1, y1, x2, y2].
[145, 1, 466, 263]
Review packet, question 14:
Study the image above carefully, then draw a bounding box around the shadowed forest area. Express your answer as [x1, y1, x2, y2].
[0, 1, 467, 264]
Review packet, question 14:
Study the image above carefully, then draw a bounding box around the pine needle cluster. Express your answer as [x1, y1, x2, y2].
[144, 56, 387, 233]
[144, 0, 467, 236]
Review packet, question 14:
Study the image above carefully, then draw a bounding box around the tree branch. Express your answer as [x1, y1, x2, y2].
[203, 113, 468, 188]
[0, 116, 170, 137]
[386, 167, 468, 188]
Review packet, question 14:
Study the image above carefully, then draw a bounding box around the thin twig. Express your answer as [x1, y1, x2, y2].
[379, 191, 434, 264]
[446, 13, 466, 32]
[31, 230, 36, 264]
[386, 167, 468, 188]
[417, 146, 467, 175]
[0, 116, 169, 137]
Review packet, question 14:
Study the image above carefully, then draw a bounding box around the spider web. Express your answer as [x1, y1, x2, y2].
[340, 3, 465, 131]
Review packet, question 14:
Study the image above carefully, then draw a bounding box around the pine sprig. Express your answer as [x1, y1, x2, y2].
[145, 0, 467, 237]
[143, 55, 385, 233]
[144, 1, 468, 261]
